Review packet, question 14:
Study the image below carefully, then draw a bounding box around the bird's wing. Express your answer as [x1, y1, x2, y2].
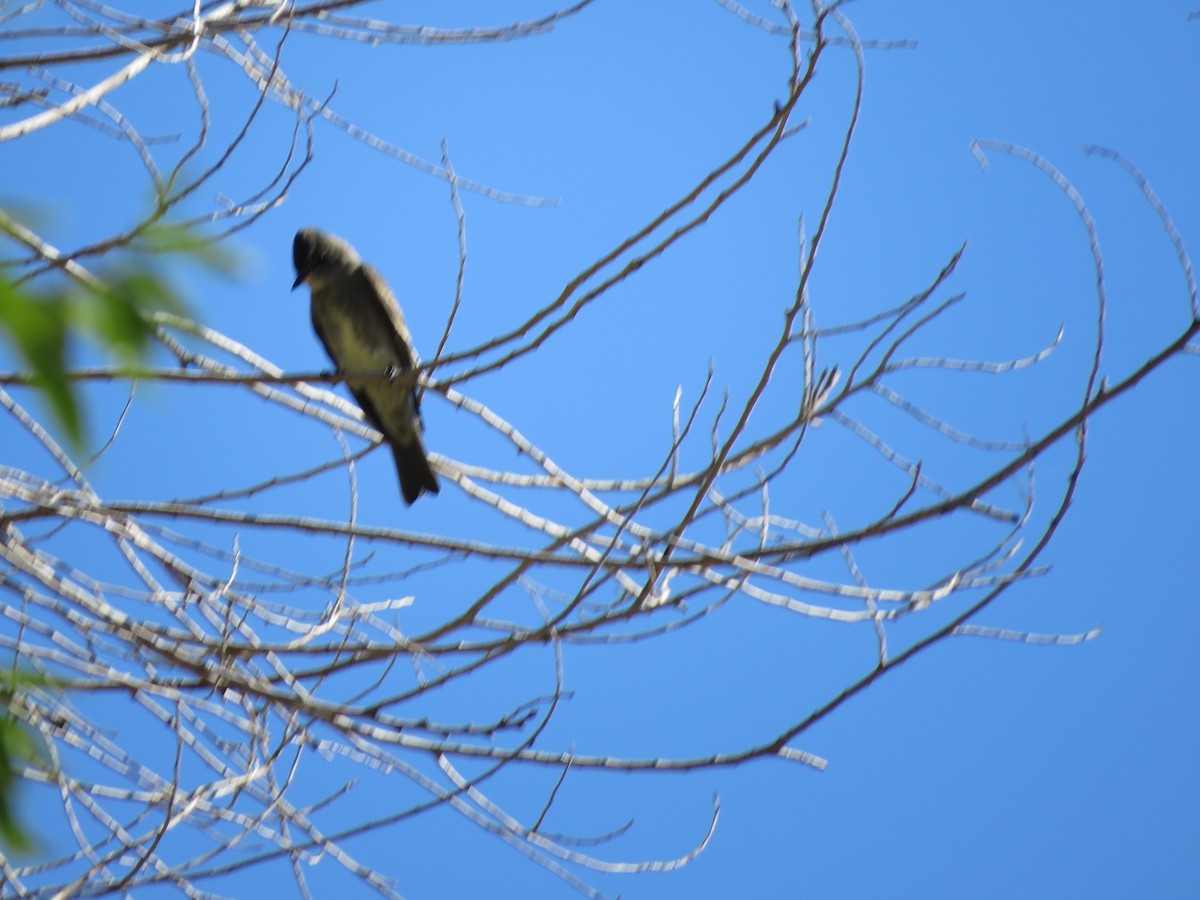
[358, 265, 417, 367]
[357, 263, 422, 411]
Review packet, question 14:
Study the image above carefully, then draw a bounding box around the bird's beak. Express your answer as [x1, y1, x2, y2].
[292, 271, 307, 291]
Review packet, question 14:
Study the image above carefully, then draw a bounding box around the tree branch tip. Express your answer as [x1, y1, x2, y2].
[781, 117, 812, 139]
[776, 746, 828, 770]
[1080, 143, 1116, 160]
[969, 139, 989, 171]
[952, 623, 1103, 645]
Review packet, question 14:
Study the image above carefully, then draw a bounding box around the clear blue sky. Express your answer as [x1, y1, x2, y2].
[4, 2, 1199, 897]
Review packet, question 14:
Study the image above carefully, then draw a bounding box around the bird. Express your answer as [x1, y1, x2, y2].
[292, 227, 440, 505]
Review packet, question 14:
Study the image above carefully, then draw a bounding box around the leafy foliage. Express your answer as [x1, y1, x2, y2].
[0, 671, 53, 853]
[0, 221, 225, 446]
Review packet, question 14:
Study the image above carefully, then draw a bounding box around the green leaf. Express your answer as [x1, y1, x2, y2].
[0, 213, 225, 449]
[135, 222, 240, 276]
[0, 670, 56, 854]
[69, 271, 181, 363]
[0, 717, 36, 852]
[0, 278, 82, 445]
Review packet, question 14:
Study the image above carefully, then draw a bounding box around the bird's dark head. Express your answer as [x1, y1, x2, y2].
[292, 227, 361, 290]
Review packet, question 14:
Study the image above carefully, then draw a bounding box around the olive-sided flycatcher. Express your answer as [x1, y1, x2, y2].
[292, 227, 440, 505]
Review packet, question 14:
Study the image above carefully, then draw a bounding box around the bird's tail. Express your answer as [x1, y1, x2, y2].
[392, 440, 440, 506]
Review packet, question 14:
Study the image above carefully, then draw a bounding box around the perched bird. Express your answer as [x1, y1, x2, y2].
[292, 227, 440, 505]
